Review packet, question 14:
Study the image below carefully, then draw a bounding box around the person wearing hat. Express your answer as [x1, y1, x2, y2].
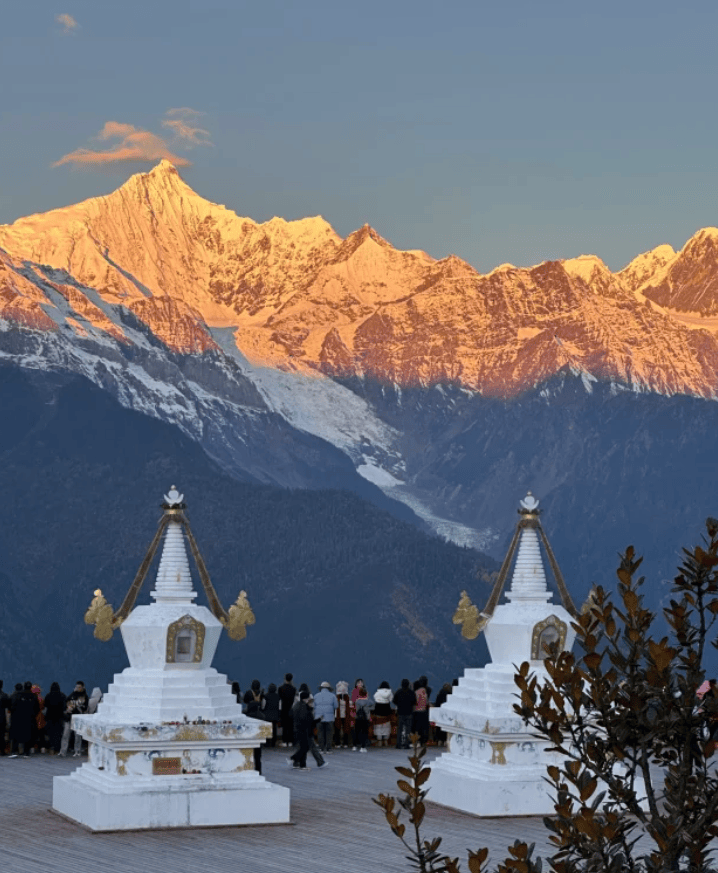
[314, 681, 338, 753]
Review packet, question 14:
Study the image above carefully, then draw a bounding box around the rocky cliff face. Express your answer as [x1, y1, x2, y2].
[3, 160, 718, 399]
[2, 161, 718, 568]
[638, 229, 718, 315]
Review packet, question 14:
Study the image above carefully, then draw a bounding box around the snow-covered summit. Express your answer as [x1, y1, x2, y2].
[3, 162, 718, 400]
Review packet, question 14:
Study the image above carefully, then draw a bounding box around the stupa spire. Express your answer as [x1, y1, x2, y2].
[505, 493, 551, 603]
[150, 487, 197, 603]
[434, 492, 584, 817]
[58, 486, 289, 831]
[84, 486, 255, 641]
[452, 492, 577, 640]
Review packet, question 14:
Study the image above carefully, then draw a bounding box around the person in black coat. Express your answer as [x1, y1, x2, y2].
[433, 682, 453, 746]
[9, 682, 39, 757]
[44, 682, 67, 754]
[393, 679, 417, 749]
[243, 679, 264, 716]
[9, 684, 22, 706]
[263, 683, 281, 747]
[412, 676, 432, 745]
[278, 673, 296, 748]
[0, 681, 10, 755]
[243, 680, 265, 774]
[60, 681, 89, 757]
[289, 691, 313, 769]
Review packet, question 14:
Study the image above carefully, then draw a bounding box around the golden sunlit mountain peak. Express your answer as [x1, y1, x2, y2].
[3, 171, 718, 396]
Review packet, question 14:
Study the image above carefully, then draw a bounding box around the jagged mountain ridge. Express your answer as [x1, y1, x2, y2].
[3, 162, 718, 560]
[0, 244, 421, 521]
[2, 160, 718, 398]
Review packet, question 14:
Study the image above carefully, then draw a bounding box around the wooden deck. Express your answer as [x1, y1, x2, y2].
[0, 746, 555, 873]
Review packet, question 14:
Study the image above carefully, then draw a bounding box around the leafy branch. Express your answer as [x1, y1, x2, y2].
[375, 520, 718, 873]
[374, 735, 542, 873]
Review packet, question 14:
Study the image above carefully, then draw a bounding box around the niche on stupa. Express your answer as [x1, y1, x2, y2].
[166, 614, 205, 663]
[530, 614, 567, 661]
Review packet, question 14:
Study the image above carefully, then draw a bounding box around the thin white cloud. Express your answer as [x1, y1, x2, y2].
[53, 110, 212, 170]
[162, 108, 213, 148]
[53, 121, 190, 169]
[165, 108, 203, 119]
[56, 13, 79, 34]
[98, 121, 136, 141]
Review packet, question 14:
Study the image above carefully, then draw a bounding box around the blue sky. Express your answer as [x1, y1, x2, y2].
[2, 0, 717, 271]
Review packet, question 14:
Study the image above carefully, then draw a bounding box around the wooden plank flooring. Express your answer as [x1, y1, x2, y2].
[0, 746, 556, 873]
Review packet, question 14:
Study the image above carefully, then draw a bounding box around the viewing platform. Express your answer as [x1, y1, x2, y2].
[2, 745, 554, 873]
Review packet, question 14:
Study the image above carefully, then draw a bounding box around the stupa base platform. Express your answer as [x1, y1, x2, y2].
[53, 767, 291, 831]
[428, 755, 555, 817]
[428, 748, 650, 818]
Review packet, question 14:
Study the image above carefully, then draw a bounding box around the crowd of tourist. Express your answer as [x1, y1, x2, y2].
[0, 679, 102, 758]
[229, 674, 458, 771]
[0, 673, 457, 770]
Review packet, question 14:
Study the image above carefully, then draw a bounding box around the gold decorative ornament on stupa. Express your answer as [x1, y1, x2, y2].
[453, 491, 578, 638]
[452, 591, 489, 639]
[84, 486, 255, 641]
[430, 492, 582, 818]
[58, 485, 289, 832]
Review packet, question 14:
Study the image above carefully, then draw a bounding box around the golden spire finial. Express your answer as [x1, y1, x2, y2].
[452, 590, 488, 640]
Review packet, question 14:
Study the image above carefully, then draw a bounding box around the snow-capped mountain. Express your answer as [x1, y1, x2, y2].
[2, 161, 718, 560]
[4, 160, 718, 400]
[639, 229, 718, 315]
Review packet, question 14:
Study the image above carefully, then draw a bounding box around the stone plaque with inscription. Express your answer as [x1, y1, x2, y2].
[152, 757, 182, 776]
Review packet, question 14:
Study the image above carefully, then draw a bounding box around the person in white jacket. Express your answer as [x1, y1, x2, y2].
[373, 681, 394, 747]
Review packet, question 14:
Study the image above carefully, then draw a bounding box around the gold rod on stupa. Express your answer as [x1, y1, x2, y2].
[453, 491, 577, 639]
[84, 486, 255, 641]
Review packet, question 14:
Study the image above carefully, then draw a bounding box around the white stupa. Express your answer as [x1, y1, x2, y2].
[428, 493, 578, 816]
[52, 487, 290, 831]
